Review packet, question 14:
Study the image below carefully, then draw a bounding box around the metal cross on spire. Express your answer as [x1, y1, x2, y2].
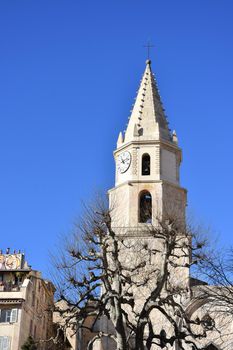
[143, 41, 154, 60]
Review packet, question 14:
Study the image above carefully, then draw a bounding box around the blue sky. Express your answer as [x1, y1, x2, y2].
[0, 0, 232, 276]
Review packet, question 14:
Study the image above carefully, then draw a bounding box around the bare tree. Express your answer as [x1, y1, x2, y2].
[193, 246, 233, 316]
[54, 198, 214, 350]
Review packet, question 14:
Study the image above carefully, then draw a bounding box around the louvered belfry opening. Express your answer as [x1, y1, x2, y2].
[139, 191, 152, 223]
[142, 153, 150, 175]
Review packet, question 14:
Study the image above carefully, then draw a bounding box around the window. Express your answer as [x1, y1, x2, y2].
[0, 336, 11, 350]
[142, 153, 150, 175]
[30, 320, 33, 336]
[0, 309, 18, 323]
[32, 291, 35, 307]
[139, 191, 152, 223]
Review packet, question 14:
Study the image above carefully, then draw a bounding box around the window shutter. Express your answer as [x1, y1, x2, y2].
[4, 337, 10, 350]
[6, 310, 11, 323]
[3, 337, 9, 350]
[10, 309, 18, 323]
[0, 337, 11, 350]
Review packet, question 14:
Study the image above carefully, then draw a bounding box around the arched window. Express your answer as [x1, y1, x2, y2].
[142, 153, 150, 175]
[139, 191, 152, 223]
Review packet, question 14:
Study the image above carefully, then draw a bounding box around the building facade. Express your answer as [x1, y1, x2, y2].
[0, 250, 55, 350]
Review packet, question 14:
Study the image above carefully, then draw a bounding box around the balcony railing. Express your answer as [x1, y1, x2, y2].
[0, 282, 22, 292]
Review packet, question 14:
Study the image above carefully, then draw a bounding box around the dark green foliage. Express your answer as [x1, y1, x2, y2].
[21, 336, 37, 350]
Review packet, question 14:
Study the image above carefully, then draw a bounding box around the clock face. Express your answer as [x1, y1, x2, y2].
[117, 151, 131, 173]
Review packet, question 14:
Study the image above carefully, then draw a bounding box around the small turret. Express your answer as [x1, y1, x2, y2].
[117, 131, 124, 147]
[172, 130, 178, 144]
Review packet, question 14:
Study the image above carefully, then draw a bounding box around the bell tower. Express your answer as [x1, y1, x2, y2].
[109, 60, 187, 234]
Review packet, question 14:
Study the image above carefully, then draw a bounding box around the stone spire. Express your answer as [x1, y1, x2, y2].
[123, 60, 171, 144]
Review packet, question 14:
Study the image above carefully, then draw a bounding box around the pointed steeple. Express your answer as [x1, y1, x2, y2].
[123, 60, 171, 144]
